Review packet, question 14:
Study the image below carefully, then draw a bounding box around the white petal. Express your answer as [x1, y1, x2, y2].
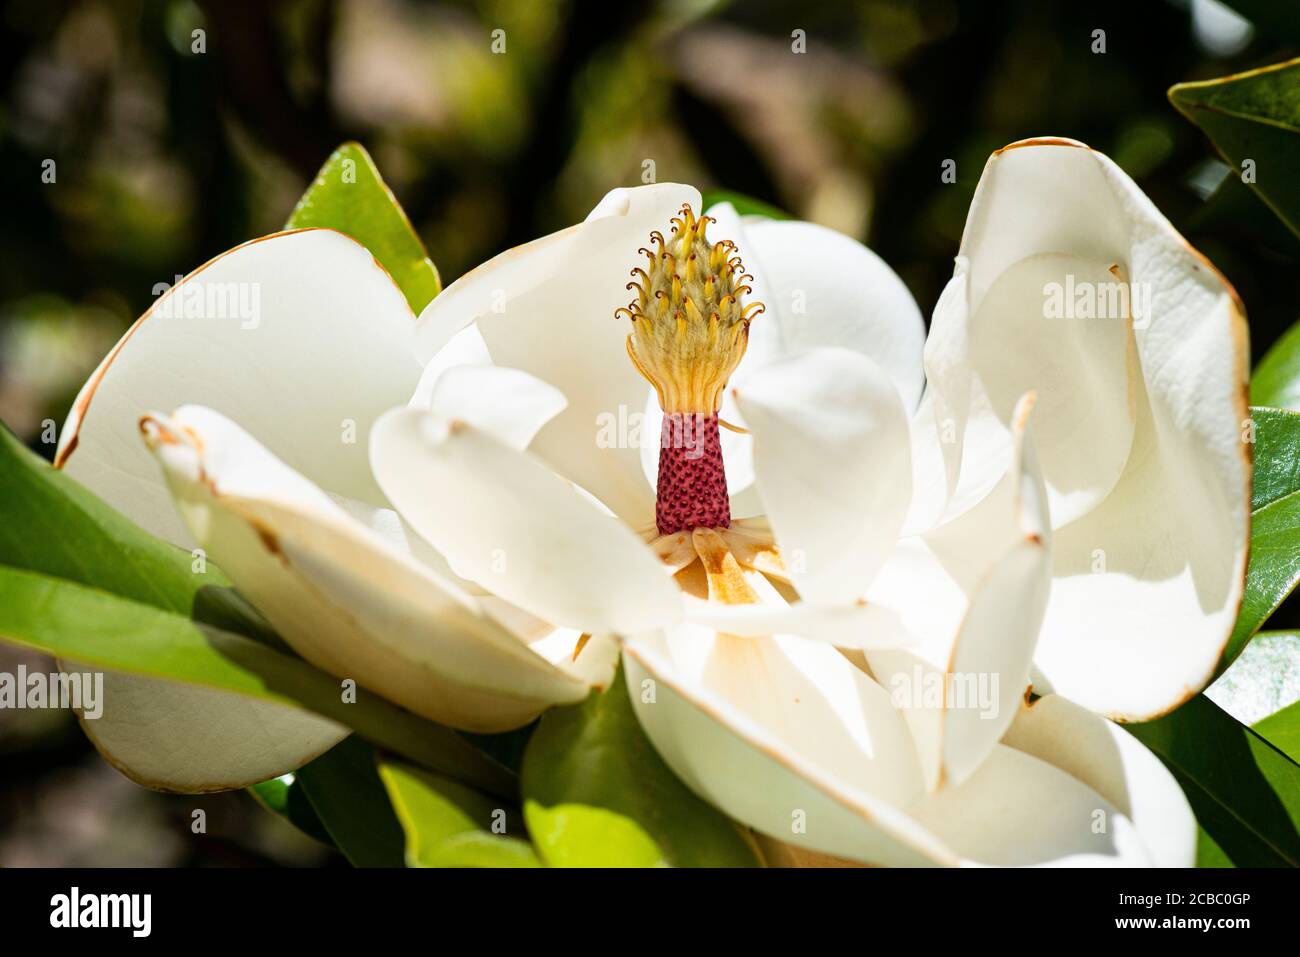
[370, 406, 682, 634]
[626, 628, 1155, 867]
[73, 667, 346, 793]
[720, 212, 926, 410]
[414, 183, 699, 522]
[926, 255, 1139, 526]
[326, 492, 489, 595]
[902, 390, 954, 535]
[865, 392, 1051, 789]
[915, 271, 982, 520]
[424, 364, 567, 451]
[624, 629, 955, 866]
[733, 347, 912, 604]
[1036, 337, 1247, 719]
[932, 139, 1250, 719]
[57, 229, 422, 545]
[681, 596, 912, 650]
[1002, 694, 1196, 867]
[925, 139, 1143, 524]
[910, 745, 1152, 866]
[141, 406, 593, 733]
[407, 323, 492, 409]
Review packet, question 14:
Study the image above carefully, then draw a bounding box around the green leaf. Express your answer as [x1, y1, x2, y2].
[1252, 320, 1300, 411]
[699, 188, 792, 221]
[520, 664, 761, 868]
[459, 721, 537, 775]
[286, 142, 440, 313]
[1220, 407, 1300, 670]
[1256, 700, 1300, 764]
[528, 803, 666, 867]
[425, 831, 541, 867]
[0, 566, 514, 798]
[379, 760, 539, 868]
[1209, 631, 1300, 727]
[0, 421, 275, 645]
[248, 774, 335, 848]
[295, 737, 405, 868]
[1170, 60, 1300, 240]
[0, 423, 515, 796]
[1196, 827, 1235, 868]
[1250, 407, 1300, 511]
[1126, 694, 1300, 867]
[1190, 171, 1300, 257]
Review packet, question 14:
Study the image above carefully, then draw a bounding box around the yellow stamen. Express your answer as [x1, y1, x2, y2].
[692, 527, 760, 605]
[719, 525, 789, 583]
[616, 203, 764, 414]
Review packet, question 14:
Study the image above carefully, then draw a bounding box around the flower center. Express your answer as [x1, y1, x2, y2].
[617, 204, 765, 535]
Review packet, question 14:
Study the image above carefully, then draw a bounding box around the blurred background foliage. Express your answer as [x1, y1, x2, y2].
[0, 0, 1295, 865]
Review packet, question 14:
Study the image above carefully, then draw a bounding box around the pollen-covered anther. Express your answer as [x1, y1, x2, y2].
[618, 204, 765, 415]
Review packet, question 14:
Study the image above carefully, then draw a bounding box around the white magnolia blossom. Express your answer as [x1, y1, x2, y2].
[57, 138, 1249, 864]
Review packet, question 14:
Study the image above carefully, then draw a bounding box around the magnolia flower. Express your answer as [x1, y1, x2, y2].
[56, 228, 625, 791]
[622, 141, 1248, 867]
[56, 138, 1247, 867]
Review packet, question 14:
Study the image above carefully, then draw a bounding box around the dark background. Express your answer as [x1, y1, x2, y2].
[0, 0, 1294, 866]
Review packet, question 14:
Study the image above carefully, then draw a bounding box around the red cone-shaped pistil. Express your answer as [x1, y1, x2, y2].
[656, 413, 730, 534]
